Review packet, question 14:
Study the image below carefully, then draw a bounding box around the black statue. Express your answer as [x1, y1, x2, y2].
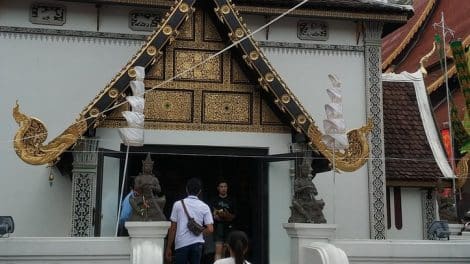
[289, 157, 326, 223]
[129, 153, 166, 221]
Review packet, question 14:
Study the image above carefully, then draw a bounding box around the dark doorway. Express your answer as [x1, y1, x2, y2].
[121, 145, 269, 264]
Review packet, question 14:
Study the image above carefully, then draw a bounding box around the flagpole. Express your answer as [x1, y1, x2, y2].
[437, 12, 457, 212]
[115, 144, 130, 236]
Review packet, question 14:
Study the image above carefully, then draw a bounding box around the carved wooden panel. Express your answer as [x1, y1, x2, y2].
[147, 52, 165, 79]
[203, 12, 222, 42]
[260, 99, 283, 125]
[145, 89, 193, 122]
[174, 49, 222, 82]
[202, 92, 251, 124]
[231, 58, 251, 84]
[176, 13, 195, 40]
[100, 7, 290, 134]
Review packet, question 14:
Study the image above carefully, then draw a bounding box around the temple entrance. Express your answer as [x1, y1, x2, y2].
[96, 145, 269, 264]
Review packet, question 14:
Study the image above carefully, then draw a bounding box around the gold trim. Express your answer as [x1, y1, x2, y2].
[281, 94, 290, 104]
[179, 2, 189, 13]
[249, 50, 259, 61]
[163, 25, 173, 35]
[128, 68, 137, 78]
[146, 45, 157, 56]
[427, 66, 457, 93]
[428, 36, 470, 93]
[382, 0, 436, 71]
[220, 4, 230, 15]
[308, 120, 373, 172]
[108, 88, 119, 98]
[235, 5, 409, 22]
[12, 102, 87, 165]
[265, 72, 274, 82]
[234, 28, 244, 38]
[419, 42, 436, 76]
[89, 108, 100, 117]
[297, 114, 306, 125]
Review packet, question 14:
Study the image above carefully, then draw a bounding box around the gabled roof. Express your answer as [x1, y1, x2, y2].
[13, 0, 378, 171]
[382, 0, 470, 93]
[382, 71, 454, 186]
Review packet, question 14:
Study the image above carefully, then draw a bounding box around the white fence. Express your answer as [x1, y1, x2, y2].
[2, 237, 470, 264]
[0, 237, 130, 264]
[334, 239, 470, 264]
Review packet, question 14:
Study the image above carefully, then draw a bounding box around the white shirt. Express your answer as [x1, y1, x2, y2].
[170, 195, 214, 249]
[214, 257, 251, 264]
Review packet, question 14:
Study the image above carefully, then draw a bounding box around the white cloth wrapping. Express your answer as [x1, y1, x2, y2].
[118, 127, 144, 146]
[126, 96, 145, 113]
[120, 66, 146, 147]
[323, 119, 346, 134]
[119, 111, 145, 146]
[324, 103, 343, 119]
[134, 66, 145, 81]
[130, 81, 145, 97]
[323, 74, 349, 151]
[121, 111, 144, 128]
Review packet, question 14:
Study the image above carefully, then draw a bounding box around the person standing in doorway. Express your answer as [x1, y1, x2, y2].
[165, 178, 214, 264]
[211, 179, 236, 260]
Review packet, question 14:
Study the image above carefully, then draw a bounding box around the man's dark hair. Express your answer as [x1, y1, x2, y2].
[216, 178, 228, 186]
[186, 177, 202, 195]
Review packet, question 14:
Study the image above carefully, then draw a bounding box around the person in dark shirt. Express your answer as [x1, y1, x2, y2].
[211, 179, 236, 261]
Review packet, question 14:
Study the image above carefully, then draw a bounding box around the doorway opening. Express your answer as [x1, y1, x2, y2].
[97, 145, 269, 264]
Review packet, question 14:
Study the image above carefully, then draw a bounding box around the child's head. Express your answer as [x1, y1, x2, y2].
[226, 230, 249, 264]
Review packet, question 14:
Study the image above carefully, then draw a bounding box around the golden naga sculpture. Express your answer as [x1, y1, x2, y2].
[308, 120, 373, 172]
[13, 102, 88, 165]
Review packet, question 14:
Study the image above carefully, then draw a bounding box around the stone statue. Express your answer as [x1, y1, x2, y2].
[289, 157, 326, 223]
[129, 153, 166, 221]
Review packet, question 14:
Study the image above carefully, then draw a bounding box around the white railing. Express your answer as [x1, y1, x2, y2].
[334, 239, 470, 264]
[0, 237, 130, 264]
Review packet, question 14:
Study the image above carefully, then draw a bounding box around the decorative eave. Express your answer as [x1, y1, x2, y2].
[13, 0, 372, 172]
[426, 36, 470, 94]
[59, 0, 411, 21]
[382, 0, 435, 71]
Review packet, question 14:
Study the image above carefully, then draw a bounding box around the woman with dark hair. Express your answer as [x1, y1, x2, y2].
[214, 230, 250, 264]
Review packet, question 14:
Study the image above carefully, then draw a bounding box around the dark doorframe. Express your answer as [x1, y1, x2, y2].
[95, 148, 125, 237]
[120, 144, 270, 264]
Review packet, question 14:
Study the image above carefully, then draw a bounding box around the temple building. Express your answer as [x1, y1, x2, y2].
[1, 1, 470, 263]
[382, 0, 470, 221]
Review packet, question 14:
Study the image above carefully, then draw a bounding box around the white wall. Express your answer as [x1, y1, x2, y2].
[0, 0, 142, 236]
[248, 15, 370, 239]
[0, 0, 371, 245]
[387, 188, 424, 239]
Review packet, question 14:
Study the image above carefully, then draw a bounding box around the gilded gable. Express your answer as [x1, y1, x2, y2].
[101, 8, 289, 133]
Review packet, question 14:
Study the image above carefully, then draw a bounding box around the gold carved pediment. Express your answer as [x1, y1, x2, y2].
[101, 8, 289, 133]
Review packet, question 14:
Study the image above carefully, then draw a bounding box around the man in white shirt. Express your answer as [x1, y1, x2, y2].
[165, 178, 214, 264]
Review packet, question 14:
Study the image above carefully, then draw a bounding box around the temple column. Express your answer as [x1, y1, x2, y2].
[364, 21, 387, 239]
[422, 189, 437, 239]
[70, 138, 99, 237]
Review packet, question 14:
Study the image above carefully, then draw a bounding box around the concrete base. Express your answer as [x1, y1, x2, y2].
[283, 223, 337, 264]
[126, 221, 170, 264]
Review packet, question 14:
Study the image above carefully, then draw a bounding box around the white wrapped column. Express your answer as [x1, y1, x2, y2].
[126, 221, 170, 264]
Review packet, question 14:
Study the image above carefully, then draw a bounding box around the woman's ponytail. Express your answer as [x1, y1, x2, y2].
[227, 231, 249, 264]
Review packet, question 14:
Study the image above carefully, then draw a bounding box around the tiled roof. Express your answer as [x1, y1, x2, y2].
[382, 0, 470, 80]
[382, 0, 435, 70]
[383, 81, 443, 183]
